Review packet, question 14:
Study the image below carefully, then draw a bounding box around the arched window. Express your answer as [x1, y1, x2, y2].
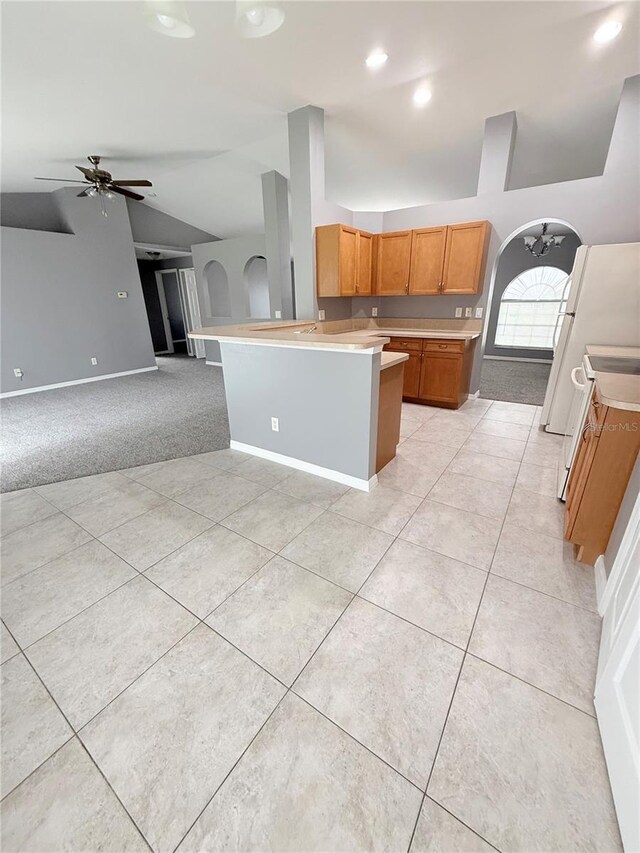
[495, 266, 570, 350]
[203, 260, 231, 318]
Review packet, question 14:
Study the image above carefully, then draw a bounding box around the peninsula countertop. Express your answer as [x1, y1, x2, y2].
[189, 319, 482, 351]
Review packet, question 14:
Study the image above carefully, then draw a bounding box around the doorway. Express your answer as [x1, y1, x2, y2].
[155, 268, 205, 358]
[479, 220, 581, 404]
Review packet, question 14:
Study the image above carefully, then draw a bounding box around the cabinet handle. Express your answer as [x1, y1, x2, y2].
[405, 282, 409, 293]
[355, 284, 359, 293]
[438, 343, 447, 349]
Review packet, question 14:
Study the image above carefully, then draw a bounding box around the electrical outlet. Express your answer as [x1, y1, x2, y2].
[318, 309, 326, 321]
[271, 417, 279, 432]
[372, 307, 378, 317]
[13, 368, 23, 379]
[117, 291, 128, 299]
[464, 307, 473, 318]
[91, 357, 98, 366]
[475, 306, 483, 319]
[455, 307, 463, 318]
[275, 310, 282, 319]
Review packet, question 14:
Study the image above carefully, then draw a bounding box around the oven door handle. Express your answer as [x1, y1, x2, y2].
[571, 366, 586, 390]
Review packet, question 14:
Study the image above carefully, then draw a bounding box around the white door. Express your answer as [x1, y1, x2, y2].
[594, 488, 640, 852]
[178, 268, 206, 359]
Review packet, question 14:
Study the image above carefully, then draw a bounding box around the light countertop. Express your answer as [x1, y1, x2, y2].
[189, 320, 480, 351]
[586, 345, 640, 412]
[381, 351, 409, 370]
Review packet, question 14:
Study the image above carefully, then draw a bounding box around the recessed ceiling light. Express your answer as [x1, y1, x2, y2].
[366, 50, 388, 69]
[413, 86, 432, 107]
[144, 1, 195, 38]
[593, 20, 622, 43]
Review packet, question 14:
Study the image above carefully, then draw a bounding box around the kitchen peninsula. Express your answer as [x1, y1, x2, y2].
[190, 318, 480, 491]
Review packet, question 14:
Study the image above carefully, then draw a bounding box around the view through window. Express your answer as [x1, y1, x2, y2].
[495, 266, 570, 350]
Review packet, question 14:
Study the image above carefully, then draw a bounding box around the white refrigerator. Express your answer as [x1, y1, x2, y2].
[540, 242, 640, 435]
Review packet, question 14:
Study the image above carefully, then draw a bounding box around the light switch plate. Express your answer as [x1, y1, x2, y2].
[464, 307, 473, 318]
[475, 306, 483, 319]
[271, 417, 279, 432]
[275, 310, 282, 319]
[318, 309, 326, 321]
[455, 307, 463, 318]
[91, 357, 98, 366]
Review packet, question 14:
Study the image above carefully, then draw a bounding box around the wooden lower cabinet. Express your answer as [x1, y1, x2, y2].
[384, 336, 475, 409]
[565, 388, 640, 565]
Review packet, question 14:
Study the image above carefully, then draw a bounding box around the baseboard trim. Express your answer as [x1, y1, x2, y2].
[229, 440, 377, 492]
[467, 390, 480, 400]
[594, 556, 607, 614]
[205, 361, 222, 367]
[0, 366, 159, 398]
[484, 355, 552, 364]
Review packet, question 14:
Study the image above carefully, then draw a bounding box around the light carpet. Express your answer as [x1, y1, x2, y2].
[1, 356, 229, 492]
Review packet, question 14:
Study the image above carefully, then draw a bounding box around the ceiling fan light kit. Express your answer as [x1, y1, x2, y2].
[235, 0, 284, 38]
[144, 0, 195, 38]
[34, 155, 153, 219]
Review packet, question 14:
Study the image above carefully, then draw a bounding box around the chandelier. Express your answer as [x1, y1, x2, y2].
[522, 223, 565, 258]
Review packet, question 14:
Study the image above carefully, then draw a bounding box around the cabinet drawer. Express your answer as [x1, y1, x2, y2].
[387, 337, 423, 352]
[423, 339, 465, 353]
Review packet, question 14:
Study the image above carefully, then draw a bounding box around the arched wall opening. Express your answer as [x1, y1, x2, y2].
[244, 255, 270, 319]
[479, 218, 582, 405]
[204, 259, 231, 318]
[484, 219, 582, 362]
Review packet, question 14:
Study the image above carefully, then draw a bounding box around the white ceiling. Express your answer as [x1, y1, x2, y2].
[2, 1, 638, 238]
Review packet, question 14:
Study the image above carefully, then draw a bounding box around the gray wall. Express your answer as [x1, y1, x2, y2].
[380, 76, 640, 393]
[126, 199, 216, 248]
[221, 342, 380, 481]
[1, 192, 71, 233]
[192, 236, 270, 363]
[484, 232, 582, 360]
[1, 188, 156, 393]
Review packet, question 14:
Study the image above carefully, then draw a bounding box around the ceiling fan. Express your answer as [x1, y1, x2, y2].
[35, 155, 153, 215]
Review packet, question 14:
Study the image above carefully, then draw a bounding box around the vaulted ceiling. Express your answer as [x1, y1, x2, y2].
[2, 1, 638, 237]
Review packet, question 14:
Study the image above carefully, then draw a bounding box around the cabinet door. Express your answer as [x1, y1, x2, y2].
[355, 231, 373, 296]
[339, 226, 358, 296]
[565, 415, 599, 539]
[419, 352, 462, 405]
[376, 231, 412, 295]
[403, 352, 422, 398]
[409, 227, 447, 294]
[442, 221, 488, 295]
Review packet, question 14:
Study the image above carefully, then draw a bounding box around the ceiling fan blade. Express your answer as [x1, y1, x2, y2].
[109, 185, 144, 201]
[35, 177, 89, 183]
[77, 189, 92, 197]
[111, 180, 152, 187]
[75, 165, 95, 180]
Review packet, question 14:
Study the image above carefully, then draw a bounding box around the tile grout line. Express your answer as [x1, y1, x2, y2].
[405, 430, 527, 853]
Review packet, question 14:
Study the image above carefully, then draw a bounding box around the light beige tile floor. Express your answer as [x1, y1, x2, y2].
[0, 398, 621, 852]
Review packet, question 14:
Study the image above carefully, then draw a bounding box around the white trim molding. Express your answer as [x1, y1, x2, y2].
[0, 366, 158, 398]
[229, 440, 378, 492]
[467, 390, 480, 400]
[205, 361, 223, 367]
[484, 355, 552, 364]
[594, 556, 608, 610]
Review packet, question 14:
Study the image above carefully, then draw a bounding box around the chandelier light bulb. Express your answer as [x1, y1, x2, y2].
[235, 0, 284, 38]
[144, 1, 195, 38]
[366, 50, 388, 69]
[593, 20, 622, 43]
[413, 86, 432, 107]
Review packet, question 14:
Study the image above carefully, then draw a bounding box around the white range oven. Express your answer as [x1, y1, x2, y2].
[558, 354, 595, 500]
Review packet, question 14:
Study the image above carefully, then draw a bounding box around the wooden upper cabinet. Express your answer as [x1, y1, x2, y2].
[316, 224, 373, 297]
[376, 231, 412, 295]
[441, 220, 488, 295]
[316, 220, 490, 296]
[355, 230, 373, 296]
[409, 227, 447, 294]
[316, 224, 356, 297]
